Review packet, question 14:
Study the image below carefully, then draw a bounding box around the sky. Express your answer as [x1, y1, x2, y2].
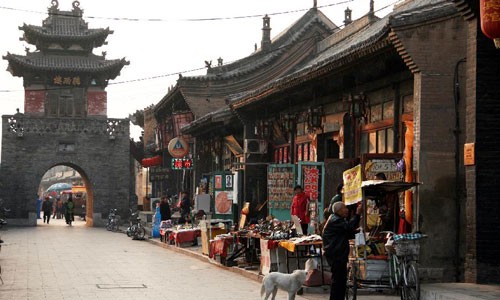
[0, 0, 398, 158]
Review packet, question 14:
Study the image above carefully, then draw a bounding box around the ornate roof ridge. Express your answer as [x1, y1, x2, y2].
[180, 8, 338, 82]
[4, 52, 128, 77]
[19, 0, 112, 49]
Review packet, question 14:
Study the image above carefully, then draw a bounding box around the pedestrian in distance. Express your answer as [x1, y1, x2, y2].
[42, 196, 52, 224]
[290, 185, 310, 235]
[159, 196, 171, 221]
[36, 195, 42, 219]
[65, 194, 74, 226]
[322, 201, 362, 300]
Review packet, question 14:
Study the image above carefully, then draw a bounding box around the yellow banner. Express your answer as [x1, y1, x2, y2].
[343, 165, 362, 205]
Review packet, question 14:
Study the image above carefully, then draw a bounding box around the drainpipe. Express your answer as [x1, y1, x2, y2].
[453, 57, 466, 282]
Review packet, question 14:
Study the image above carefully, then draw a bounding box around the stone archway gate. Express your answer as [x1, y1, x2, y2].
[0, 114, 133, 226]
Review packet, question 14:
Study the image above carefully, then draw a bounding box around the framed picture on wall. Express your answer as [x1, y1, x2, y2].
[215, 175, 222, 189]
[225, 174, 233, 189]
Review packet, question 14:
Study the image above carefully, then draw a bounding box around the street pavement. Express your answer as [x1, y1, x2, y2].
[0, 218, 398, 300]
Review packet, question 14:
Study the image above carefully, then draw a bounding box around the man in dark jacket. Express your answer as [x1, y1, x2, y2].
[322, 201, 361, 300]
[159, 196, 171, 221]
[42, 197, 52, 224]
[179, 191, 191, 224]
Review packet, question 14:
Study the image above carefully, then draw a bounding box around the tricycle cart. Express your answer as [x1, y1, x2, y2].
[345, 180, 425, 300]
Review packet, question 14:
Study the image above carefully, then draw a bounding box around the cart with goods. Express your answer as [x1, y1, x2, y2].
[346, 180, 426, 300]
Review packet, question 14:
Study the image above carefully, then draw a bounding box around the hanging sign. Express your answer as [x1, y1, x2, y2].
[171, 158, 193, 170]
[142, 155, 162, 168]
[167, 137, 189, 158]
[343, 164, 362, 205]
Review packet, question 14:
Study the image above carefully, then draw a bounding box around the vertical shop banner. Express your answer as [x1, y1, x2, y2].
[303, 166, 319, 201]
[343, 164, 362, 205]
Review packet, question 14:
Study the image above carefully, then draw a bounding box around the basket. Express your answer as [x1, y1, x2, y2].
[394, 239, 420, 258]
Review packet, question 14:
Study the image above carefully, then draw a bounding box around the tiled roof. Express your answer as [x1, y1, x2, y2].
[4, 52, 128, 77]
[155, 8, 338, 118]
[19, 2, 112, 48]
[230, 0, 454, 107]
[21, 24, 111, 45]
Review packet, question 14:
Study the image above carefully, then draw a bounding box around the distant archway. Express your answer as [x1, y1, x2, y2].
[37, 163, 94, 226]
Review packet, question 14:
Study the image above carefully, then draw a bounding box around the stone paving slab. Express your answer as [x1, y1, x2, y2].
[0, 219, 401, 300]
[421, 283, 500, 300]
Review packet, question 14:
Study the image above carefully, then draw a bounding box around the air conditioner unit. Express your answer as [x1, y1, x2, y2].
[244, 139, 267, 154]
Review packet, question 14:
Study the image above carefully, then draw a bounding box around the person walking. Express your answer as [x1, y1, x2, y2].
[65, 195, 74, 226]
[322, 201, 361, 300]
[42, 196, 52, 224]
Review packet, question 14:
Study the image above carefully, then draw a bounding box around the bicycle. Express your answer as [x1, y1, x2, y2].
[385, 232, 426, 300]
[106, 209, 119, 232]
[126, 209, 145, 240]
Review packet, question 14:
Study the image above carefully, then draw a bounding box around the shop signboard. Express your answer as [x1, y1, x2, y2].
[361, 154, 404, 181]
[343, 164, 362, 205]
[167, 137, 189, 158]
[267, 164, 296, 221]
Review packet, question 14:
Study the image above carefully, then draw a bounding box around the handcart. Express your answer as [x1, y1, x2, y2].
[346, 180, 425, 300]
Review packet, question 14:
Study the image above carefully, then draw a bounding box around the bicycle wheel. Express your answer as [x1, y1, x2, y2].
[111, 220, 119, 232]
[402, 262, 419, 300]
[134, 226, 146, 239]
[346, 264, 357, 300]
[389, 254, 401, 290]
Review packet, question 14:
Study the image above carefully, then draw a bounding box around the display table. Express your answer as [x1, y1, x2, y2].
[209, 235, 234, 264]
[260, 239, 287, 275]
[168, 228, 201, 247]
[224, 231, 261, 267]
[279, 236, 326, 286]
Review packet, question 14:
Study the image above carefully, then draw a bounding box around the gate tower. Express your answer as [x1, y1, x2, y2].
[1, 0, 130, 226]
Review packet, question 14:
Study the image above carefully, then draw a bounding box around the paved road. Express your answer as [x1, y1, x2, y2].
[0, 218, 397, 300]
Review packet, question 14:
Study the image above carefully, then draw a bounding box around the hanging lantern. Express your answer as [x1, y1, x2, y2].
[480, 0, 500, 48]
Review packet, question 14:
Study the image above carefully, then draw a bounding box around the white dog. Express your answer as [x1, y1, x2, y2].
[260, 269, 308, 300]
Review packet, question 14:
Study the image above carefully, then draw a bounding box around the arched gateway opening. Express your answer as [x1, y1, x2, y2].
[37, 165, 94, 227]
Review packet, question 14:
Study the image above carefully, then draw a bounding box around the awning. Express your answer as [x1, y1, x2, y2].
[362, 180, 420, 197]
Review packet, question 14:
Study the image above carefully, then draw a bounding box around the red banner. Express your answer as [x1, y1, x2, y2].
[141, 155, 162, 168]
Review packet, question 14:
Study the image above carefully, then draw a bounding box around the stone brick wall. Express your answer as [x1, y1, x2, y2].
[391, 15, 468, 281]
[0, 115, 131, 226]
[470, 18, 500, 284]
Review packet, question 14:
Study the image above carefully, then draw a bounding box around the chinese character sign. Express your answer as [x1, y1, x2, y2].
[303, 166, 319, 201]
[171, 158, 193, 170]
[343, 164, 362, 205]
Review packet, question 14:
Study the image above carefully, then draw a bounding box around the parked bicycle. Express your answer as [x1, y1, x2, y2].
[106, 208, 119, 232]
[0, 199, 10, 230]
[126, 209, 145, 240]
[392, 233, 427, 300]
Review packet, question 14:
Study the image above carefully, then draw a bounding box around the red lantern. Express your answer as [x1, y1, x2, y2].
[480, 0, 500, 48]
[141, 155, 162, 168]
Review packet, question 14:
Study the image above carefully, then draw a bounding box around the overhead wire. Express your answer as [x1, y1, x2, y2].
[0, 0, 399, 93]
[0, 0, 354, 22]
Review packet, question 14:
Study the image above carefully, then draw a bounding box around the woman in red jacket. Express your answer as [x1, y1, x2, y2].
[290, 185, 310, 235]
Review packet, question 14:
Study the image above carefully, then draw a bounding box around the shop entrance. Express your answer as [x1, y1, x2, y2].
[37, 164, 94, 227]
